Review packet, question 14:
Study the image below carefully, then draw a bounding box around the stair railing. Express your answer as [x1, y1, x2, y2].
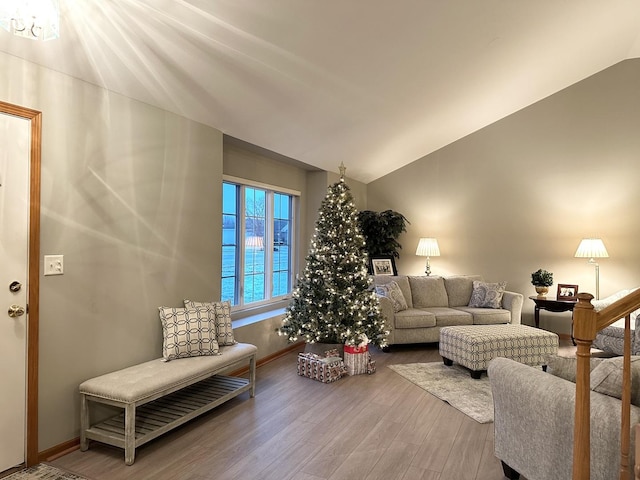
[572, 289, 640, 480]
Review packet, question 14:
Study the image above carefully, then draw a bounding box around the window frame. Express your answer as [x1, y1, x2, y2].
[222, 175, 299, 314]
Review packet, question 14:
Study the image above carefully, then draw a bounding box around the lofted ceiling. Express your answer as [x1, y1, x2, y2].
[2, 0, 640, 183]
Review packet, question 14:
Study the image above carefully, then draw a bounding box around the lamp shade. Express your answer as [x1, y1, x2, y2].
[574, 238, 609, 259]
[416, 238, 440, 257]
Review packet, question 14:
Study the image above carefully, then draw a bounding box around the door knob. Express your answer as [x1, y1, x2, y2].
[8, 304, 25, 318]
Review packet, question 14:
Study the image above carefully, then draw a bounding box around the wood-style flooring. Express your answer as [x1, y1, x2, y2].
[51, 341, 574, 480]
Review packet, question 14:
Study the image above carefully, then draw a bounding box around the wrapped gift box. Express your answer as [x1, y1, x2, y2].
[297, 352, 346, 383]
[344, 344, 376, 375]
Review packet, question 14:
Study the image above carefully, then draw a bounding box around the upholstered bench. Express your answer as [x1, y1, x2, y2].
[439, 324, 558, 379]
[79, 342, 257, 465]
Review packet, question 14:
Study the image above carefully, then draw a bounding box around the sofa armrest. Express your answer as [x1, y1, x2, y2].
[376, 295, 396, 345]
[489, 357, 639, 480]
[501, 291, 523, 324]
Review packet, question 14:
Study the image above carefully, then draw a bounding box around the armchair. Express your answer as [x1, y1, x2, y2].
[592, 288, 640, 355]
[489, 356, 640, 480]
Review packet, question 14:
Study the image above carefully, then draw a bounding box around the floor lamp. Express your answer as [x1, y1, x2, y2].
[574, 238, 609, 300]
[416, 238, 440, 276]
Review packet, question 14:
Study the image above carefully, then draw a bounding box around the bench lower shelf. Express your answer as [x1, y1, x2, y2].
[84, 375, 250, 460]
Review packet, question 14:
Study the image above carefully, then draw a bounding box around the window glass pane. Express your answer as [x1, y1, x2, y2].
[222, 183, 238, 305]
[244, 187, 266, 303]
[272, 193, 291, 297]
[222, 183, 236, 214]
[244, 272, 265, 304]
[221, 276, 235, 303]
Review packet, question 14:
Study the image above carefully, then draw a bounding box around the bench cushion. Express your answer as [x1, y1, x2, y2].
[79, 343, 257, 404]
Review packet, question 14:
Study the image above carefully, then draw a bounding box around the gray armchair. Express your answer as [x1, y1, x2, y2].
[489, 356, 640, 480]
[592, 288, 640, 355]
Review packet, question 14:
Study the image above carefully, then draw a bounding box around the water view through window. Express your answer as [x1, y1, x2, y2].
[222, 181, 295, 308]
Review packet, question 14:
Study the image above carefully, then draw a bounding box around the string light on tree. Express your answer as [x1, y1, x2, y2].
[278, 164, 388, 348]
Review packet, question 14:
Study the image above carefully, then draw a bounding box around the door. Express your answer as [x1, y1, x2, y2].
[0, 101, 41, 470]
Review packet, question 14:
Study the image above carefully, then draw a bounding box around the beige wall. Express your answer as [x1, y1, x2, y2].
[367, 58, 640, 334]
[1, 52, 223, 451]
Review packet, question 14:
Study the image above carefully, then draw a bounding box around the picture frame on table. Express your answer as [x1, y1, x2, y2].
[557, 283, 579, 300]
[370, 256, 397, 276]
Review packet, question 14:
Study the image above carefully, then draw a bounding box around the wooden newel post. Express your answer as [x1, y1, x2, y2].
[572, 292, 596, 480]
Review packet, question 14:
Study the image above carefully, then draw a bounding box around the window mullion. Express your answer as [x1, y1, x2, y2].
[264, 192, 274, 300]
[237, 185, 247, 306]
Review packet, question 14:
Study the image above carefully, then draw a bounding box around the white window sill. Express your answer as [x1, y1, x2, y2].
[232, 307, 286, 328]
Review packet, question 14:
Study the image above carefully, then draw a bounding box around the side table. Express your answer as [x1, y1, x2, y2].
[529, 295, 578, 344]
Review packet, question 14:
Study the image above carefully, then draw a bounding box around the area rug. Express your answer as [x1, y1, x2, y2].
[388, 362, 494, 423]
[2, 464, 89, 480]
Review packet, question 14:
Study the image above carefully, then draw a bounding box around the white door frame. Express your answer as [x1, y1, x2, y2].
[0, 100, 41, 466]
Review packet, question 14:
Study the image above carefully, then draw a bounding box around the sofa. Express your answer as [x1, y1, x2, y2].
[489, 355, 640, 480]
[372, 274, 523, 347]
[592, 288, 640, 355]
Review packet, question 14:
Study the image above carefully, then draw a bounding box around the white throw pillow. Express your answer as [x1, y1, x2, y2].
[375, 281, 408, 312]
[158, 307, 219, 361]
[468, 281, 506, 309]
[184, 300, 237, 346]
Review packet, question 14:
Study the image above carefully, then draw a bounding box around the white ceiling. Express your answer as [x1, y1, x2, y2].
[2, 0, 640, 183]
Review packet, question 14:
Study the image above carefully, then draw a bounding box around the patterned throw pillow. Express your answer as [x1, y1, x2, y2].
[590, 356, 640, 406]
[544, 354, 604, 383]
[375, 281, 408, 312]
[158, 307, 219, 361]
[467, 280, 507, 309]
[184, 300, 237, 346]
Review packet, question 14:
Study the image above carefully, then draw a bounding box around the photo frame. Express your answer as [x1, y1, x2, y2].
[370, 256, 397, 276]
[557, 283, 579, 300]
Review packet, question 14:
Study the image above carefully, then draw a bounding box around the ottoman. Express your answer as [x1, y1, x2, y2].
[439, 324, 559, 379]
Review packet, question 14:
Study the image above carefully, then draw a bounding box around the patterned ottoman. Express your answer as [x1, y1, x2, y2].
[439, 324, 559, 379]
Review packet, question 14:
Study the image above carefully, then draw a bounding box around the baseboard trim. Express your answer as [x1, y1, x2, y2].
[39, 438, 79, 462]
[36, 341, 306, 462]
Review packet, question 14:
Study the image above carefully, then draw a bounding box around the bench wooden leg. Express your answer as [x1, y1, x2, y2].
[80, 394, 89, 452]
[249, 354, 256, 398]
[124, 404, 136, 465]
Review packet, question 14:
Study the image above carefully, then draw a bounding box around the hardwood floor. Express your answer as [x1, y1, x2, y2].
[51, 341, 576, 480]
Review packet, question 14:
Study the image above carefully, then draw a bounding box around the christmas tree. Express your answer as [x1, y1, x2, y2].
[279, 165, 388, 348]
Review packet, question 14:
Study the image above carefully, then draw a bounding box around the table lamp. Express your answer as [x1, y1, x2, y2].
[574, 238, 609, 300]
[416, 238, 440, 276]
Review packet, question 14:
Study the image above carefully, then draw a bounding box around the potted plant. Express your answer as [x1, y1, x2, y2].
[531, 269, 553, 296]
[357, 210, 409, 272]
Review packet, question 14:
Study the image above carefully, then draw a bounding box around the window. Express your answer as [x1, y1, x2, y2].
[222, 178, 298, 310]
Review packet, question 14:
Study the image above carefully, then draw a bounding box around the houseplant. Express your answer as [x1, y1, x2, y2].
[531, 269, 553, 296]
[357, 209, 409, 271]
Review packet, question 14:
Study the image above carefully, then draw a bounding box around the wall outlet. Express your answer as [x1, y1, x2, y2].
[44, 255, 64, 276]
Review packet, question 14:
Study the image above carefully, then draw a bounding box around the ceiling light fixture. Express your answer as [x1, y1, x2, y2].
[0, 0, 60, 41]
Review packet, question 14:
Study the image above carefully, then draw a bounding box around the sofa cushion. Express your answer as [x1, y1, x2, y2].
[426, 307, 473, 327]
[454, 306, 511, 325]
[590, 356, 640, 407]
[409, 276, 448, 308]
[468, 280, 506, 309]
[544, 354, 605, 383]
[444, 275, 483, 307]
[375, 281, 408, 312]
[394, 308, 436, 329]
[373, 275, 413, 308]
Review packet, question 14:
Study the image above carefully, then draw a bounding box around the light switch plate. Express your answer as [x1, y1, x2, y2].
[44, 255, 64, 276]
